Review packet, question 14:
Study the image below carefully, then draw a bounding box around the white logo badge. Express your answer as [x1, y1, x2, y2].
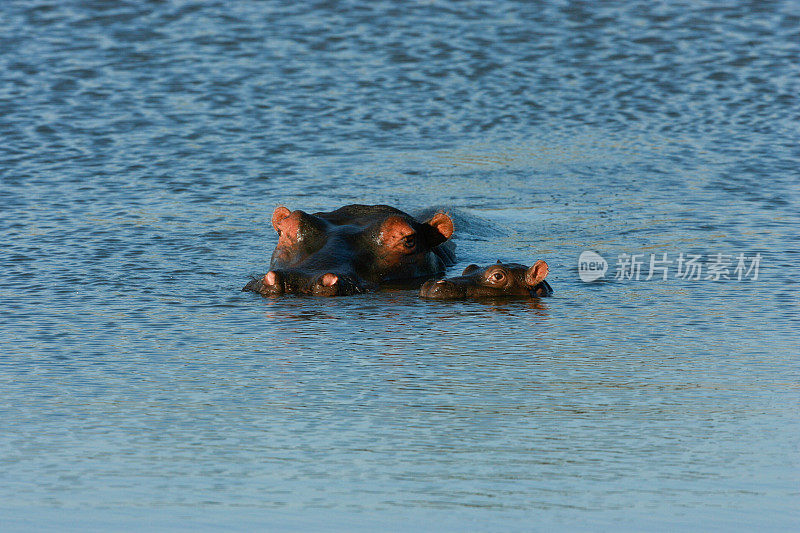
[578, 251, 608, 282]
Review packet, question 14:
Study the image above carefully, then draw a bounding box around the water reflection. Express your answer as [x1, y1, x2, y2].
[420, 296, 551, 316]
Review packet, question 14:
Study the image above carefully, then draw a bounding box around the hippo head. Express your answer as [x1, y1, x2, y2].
[419, 260, 552, 299]
[245, 204, 455, 296]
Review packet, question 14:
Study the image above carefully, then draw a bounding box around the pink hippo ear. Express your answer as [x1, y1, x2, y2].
[271, 206, 292, 233]
[421, 212, 454, 247]
[525, 260, 549, 287]
[271, 206, 304, 248]
[321, 273, 338, 287]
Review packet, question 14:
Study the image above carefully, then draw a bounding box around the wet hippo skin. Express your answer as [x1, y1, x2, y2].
[419, 260, 553, 299]
[244, 204, 456, 296]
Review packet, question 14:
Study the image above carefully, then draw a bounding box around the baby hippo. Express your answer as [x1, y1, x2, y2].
[419, 260, 553, 299]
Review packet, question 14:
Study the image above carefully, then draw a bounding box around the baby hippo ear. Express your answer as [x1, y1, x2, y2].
[462, 264, 481, 276]
[421, 212, 454, 247]
[525, 260, 549, 287]
[272, 206, 291, 232]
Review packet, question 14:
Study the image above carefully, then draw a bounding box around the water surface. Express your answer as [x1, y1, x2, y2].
[1, 0, 799, 530]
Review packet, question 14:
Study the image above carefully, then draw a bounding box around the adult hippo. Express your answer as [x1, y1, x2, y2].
[244, 204, 455, 296]
[419, 260, 553, 299]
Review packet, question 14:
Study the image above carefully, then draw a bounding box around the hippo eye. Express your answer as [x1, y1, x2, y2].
[402, 235, 416, 249]
[491, 272, 505, 282]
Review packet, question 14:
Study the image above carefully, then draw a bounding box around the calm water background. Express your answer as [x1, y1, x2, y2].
[2, 0, 799, 530]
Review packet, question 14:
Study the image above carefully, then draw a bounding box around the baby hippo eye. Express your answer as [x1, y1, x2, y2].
[403, 235, 416, 249]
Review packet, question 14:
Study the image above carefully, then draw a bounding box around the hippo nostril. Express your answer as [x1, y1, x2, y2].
[265, 271, 278, 286]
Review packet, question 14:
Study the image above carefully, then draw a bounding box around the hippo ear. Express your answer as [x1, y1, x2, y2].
[462, 264, 481, 276]
[421, 212, 454, 246]
[496, 259, 502, 264]
[525, 260, 549, 287]
[272, 206, 291, 232]
[320, 273, 338, 287]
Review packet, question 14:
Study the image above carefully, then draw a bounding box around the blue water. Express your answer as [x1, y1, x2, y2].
[2, 1, 799, 530]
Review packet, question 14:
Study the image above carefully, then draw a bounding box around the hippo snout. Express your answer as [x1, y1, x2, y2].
[419, 278, 467, 299]
[245, 268, 369, 297]
[309, 272, 367, 297]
